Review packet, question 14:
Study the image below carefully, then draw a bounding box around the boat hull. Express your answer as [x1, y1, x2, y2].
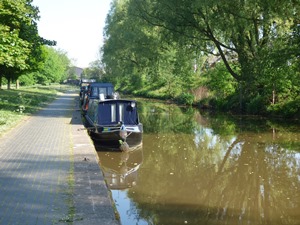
[83, 115, 143, 151]
[90, 132, 142, 151]
[90, 130, 143, 151]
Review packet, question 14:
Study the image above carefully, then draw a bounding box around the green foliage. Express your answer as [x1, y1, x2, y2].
[245, 94, 267, 115]
[201, 63, 237, 99]
[41, 47, 70, 83]
[83, 60, 105, 81]
[101, 0, 300, 118]
[267, 96, 300, 118]
[22, 46, 71, 85]
[176, 93, 194, 105]
[102, 0, 201, 99]
[18, 73, 35, 86]
[0, 0, 56, 88]
[0, 25, 30, 70]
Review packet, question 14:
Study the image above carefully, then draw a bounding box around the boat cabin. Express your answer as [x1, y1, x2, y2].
[87, 82, 115, 100]
[82, 82, 119, 113]
[98, 100, 139, 126]
[87, 99, 140, 126]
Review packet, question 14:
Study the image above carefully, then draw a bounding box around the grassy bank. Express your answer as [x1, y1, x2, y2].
[0, 84, 76, 136]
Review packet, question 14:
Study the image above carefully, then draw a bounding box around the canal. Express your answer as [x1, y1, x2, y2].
[96, 99, 300, 225]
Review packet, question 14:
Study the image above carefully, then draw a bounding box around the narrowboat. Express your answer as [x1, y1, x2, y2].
[83, 98, 143, 151]
[79, 79, 96, 105]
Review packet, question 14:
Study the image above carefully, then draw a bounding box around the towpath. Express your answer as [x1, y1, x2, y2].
[0, 91, 119, 225]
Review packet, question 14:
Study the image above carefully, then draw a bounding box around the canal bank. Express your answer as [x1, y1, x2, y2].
[71, 94, 120, 225]
[0, 91, 119, 225]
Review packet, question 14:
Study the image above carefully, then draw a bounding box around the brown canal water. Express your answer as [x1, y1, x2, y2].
[97, 100, 300, 225]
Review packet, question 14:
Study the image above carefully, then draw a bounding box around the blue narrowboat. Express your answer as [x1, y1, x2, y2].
[83, 98, 143, 151]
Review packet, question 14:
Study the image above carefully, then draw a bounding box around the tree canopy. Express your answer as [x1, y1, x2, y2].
[101, 0, 300, 117]
[0, 0, 55, 88]
[82, 59, 106, 82]
[20, 46, 71, 85]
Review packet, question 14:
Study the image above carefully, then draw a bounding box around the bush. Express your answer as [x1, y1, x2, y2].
[176, 93, 194, 105]
[246, 94, 267, 115]
[223, 94, 242, 112]
[267, 97, 300, 118]
[19, 74, 36, 86]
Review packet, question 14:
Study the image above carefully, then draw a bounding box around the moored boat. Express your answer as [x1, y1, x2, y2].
[83, 98, 143, 151]
[79, 79, 96, 105]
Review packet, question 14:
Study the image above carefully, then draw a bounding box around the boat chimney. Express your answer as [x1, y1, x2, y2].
[99, 93, 105, 100]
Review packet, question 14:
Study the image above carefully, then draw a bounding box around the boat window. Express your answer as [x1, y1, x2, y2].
[99, 87, 107, 96]
[111, 104, 116, 122]
[107, 87, 114, 95]
[87, 102, 98, 120]
[91, 87, 98, 97]
[119, 103, 124, 122]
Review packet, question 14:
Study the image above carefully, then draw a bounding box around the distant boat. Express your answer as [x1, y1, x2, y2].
[83, 98, 143, 151]
[79, 79, 96, 105]
[81, 82, 119, 112]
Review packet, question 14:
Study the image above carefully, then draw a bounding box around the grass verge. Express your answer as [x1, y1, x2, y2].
[0, 84, 76, 136]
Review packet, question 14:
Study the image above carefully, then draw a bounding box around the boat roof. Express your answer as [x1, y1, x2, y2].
[89, 82, 114, 87]
[80, 78, 96, 83]
[98, 99, 136, 104]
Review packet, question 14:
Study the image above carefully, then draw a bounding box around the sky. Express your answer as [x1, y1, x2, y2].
[32, 0, 112, 68]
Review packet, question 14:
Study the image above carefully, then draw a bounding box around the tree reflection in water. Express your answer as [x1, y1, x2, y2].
[100, 100, 300, 225]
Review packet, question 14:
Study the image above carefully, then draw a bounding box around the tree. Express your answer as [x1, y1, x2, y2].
[20, 46, 71, 85]
[102, 0, 200, 97]
[83, 59, 105, 81]
[0, 14, 31, 88]
[0, 0, 55, 89]
[128, 0, 300, 111]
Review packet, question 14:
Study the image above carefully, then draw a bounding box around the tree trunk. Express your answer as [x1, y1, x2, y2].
[0, 75, 2, 90]
[272, 84, 275, 104]
[16, 79, 20, 89]
[7, 78, 11, 90]
[239, 82, 243, 113]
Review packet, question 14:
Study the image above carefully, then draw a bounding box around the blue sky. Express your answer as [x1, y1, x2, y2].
[33, 0, 112, 68]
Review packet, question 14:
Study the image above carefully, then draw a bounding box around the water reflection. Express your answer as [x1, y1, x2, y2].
[96, 147, 143, 189]
[98, 99, 300, 225]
